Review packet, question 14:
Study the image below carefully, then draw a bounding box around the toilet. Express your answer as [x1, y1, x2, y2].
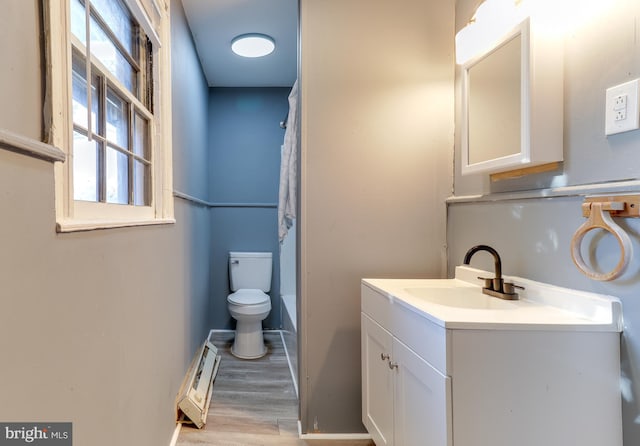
[227, 251, 272, 359]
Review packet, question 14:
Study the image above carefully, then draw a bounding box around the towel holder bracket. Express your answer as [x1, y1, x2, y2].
[581, 194, 640, 218]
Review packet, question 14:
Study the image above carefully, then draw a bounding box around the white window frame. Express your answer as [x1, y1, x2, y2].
[44, 0, 174, 232]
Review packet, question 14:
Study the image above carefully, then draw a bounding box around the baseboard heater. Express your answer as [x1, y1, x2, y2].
[175, 339, 221, 428]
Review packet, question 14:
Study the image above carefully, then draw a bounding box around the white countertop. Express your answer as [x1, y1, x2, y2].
[362, 266, 623, 331]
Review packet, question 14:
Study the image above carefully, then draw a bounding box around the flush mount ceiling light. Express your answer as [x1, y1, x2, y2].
[231, 33, 275, 58]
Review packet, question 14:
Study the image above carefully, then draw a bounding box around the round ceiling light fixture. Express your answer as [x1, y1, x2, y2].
[231, 33, 275, 58]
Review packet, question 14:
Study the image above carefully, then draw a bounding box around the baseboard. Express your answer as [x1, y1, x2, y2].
[300, 432, 373, 440]
[169, 423, 181, 446]
[207, 328, 234, 339]
[279, 330, 299, 398]
[297, 421, 371, 440]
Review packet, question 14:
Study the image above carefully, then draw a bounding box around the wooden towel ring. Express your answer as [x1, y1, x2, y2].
[570, 202, 632, 281]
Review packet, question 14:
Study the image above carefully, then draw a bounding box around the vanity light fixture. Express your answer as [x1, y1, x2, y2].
[231, 33, 275, 58]
[455, 0, 610, 65]
[455, 0, 527, 65]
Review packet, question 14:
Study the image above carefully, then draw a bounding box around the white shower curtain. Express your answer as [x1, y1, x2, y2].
[278, 80, 298, 243]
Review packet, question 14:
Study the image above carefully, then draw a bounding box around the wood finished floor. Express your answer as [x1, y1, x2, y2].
[176, 331, 374, 446]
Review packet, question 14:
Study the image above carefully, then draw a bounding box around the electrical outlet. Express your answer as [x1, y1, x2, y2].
[605, 79, 640, 136]
[614, 94, 627, 110]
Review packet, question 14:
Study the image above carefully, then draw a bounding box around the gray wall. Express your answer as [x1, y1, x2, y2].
[449, 1, 640, 444]
[208, 88, 290, 329]
[0, 1, 42, 139]
[0, 1, 211, 445]
[299, 0, 455, 433]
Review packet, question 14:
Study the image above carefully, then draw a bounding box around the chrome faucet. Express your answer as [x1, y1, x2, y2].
[463, 245, 522, 300]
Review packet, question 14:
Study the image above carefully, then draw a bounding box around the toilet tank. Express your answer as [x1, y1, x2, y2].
[229, 252, 272, 292]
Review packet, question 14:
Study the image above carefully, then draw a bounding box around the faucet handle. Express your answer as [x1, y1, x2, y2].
[503, 282, 524, 294]
[477, 276, 494, 290]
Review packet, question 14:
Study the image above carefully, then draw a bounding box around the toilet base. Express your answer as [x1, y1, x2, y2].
[231, 342, 267, 359]
[231, 321, 267, 359]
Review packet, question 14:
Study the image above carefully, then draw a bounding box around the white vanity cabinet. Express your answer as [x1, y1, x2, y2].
[361, 314, 393, 445]
[361, 283, 452, 446]
[361, 271, 623, 446]
[361, 313, 451, 446]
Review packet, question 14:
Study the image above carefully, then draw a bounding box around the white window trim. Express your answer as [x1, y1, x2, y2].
[43, 0, 174, 232]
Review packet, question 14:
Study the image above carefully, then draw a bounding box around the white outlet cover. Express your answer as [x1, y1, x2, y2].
[605, 78, 640, 136]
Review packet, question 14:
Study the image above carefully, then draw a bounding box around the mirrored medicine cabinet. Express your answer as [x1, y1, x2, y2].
[460, 18, 564, 176]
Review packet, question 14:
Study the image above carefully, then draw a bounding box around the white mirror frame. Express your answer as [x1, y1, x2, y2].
[460, 17, 563, 176]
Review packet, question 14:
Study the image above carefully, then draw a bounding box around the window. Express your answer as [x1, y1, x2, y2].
[44, 0, 174, 231]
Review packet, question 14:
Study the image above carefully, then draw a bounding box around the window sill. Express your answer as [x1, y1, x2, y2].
[56, 217, 175, 233]
[0, 128, 65, 163]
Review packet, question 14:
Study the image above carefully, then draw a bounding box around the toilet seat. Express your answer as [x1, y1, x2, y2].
[227, 289, 270, 306]
[227, 288, 271, 359]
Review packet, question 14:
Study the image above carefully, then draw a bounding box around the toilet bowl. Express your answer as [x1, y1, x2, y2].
[227, 289, 271, 359]
[227, 252, 273, 359]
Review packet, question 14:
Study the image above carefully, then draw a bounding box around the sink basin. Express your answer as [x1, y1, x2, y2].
[404, 286, 518, 310]
[363, 266, 623, 329]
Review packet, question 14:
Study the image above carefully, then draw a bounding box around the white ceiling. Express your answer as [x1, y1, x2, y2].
[181, 0, 298, 87]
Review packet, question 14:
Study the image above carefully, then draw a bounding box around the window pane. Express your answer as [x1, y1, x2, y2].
[106, 88, 129, 149]
[68, 0, 155, 211]
[71, 0, 137, 95]
[133, 112, 148, 158]
[70, 0, 86, 42]
[73, 131, 99, 202]
[90, 17, 137, 93]
[106, 147, 129, 204]
[90, 0, 135, 57]
[72, 55, 100, 133]
[133, 160, 149, 206]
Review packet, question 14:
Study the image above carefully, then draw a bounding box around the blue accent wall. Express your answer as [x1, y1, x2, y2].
[208, 87, 291, 329]
[171, 0, 212, 351]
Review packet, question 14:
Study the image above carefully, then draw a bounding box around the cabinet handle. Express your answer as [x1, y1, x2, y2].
[388, 361, 398, 370]
[380, 353, 390, 361]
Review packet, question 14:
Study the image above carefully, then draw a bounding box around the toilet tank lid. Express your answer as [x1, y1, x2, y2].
[229, 251, 272, 258]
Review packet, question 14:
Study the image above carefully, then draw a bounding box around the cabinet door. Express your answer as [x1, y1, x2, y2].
[362, 313, 394, 446]
[393, 338, 452, 446]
